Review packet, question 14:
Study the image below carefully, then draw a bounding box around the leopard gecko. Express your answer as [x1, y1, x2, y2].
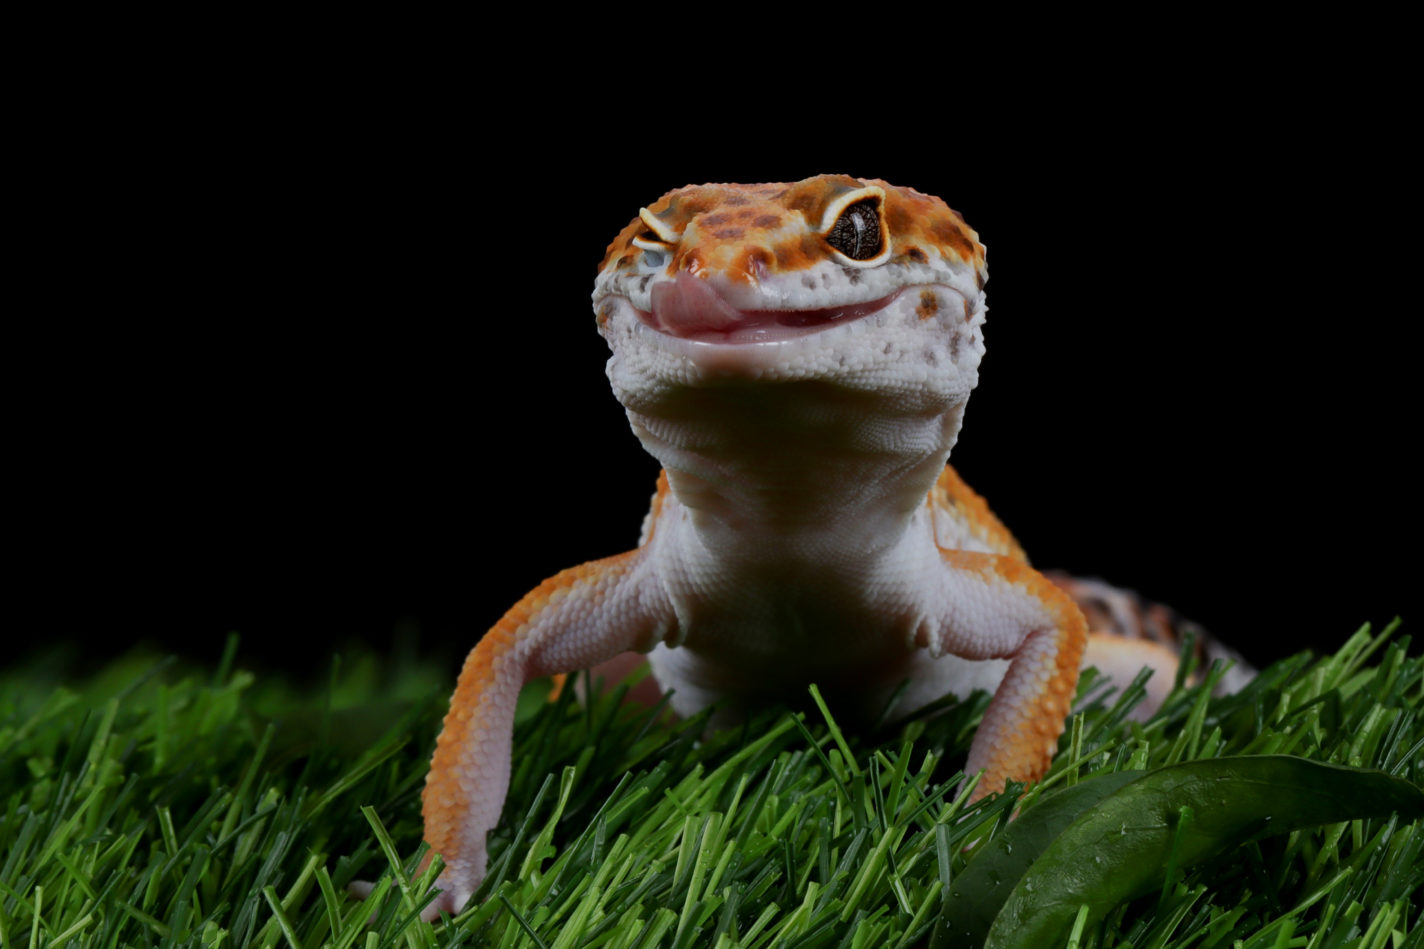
[366, 175, 1236, 918]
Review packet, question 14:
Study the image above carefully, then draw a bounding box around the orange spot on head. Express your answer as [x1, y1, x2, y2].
[599, 176, 986, 280]
[886, 202, 915, 233]
[930, 218, 977, 263]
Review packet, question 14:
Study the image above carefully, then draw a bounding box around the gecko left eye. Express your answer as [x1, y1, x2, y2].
[826, 198, 883, 261]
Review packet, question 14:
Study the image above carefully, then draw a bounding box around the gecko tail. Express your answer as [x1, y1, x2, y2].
[1045, 572, 1255, 699]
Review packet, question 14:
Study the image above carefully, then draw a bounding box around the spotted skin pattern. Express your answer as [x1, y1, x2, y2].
[378, 176, 1229, 919]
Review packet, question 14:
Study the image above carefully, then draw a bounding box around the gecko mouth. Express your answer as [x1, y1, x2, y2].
[635, 271, 902, 344]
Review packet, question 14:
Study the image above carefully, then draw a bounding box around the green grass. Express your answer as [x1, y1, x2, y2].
[2, 623, 1420, 947]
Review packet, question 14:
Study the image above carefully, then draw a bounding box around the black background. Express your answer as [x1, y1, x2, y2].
[13, 61, 1412, 682]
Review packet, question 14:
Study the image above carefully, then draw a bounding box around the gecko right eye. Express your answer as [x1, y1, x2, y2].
[632, 234, 673, 272]
[826, 198, 883, 261]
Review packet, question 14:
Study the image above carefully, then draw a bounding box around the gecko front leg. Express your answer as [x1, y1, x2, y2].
[926, 550, 1088, 796]
[361, 549, 673, 920]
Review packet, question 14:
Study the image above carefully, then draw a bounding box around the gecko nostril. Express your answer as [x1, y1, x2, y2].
[749, 248, 772, 280]
[731, 246, 774, 285]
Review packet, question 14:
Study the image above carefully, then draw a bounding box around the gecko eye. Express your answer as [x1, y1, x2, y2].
[825, 198, 883, 261]
[632, 234, 674, 271]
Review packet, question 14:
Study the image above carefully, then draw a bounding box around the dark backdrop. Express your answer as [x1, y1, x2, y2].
[14, 74, 1411, 681]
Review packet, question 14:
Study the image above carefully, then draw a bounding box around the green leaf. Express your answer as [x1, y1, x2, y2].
[983, 756, 1424, 949]
[945, 771, 1145, 945]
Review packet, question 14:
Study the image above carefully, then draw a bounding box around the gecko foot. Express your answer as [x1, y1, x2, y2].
[348, 877, 470, 924]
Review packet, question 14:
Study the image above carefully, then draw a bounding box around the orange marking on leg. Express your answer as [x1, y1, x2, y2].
[942, 549, 1087, 799]
[645, 470, 671, 542]
[931, 466, 1026, 559]
[420, 553, 641, 881]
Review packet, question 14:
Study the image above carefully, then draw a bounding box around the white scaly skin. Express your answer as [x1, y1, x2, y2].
[359, 176, 1093, 920]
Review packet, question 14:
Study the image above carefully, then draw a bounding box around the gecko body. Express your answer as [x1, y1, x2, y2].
[386, 176, 1218, 918]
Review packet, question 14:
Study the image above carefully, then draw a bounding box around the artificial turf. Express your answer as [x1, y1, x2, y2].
[2, 623, 1419, 947]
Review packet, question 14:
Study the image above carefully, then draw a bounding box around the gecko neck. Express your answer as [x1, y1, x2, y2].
[626, 381, 969, 557]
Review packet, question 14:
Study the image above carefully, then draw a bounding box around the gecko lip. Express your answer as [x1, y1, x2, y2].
[636, 272, 904, 344]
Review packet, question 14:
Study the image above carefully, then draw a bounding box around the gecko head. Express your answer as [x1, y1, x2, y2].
[592, 175, 989, 418]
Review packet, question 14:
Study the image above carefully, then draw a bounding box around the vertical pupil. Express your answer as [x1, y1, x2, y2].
[850, 211, 866, 255]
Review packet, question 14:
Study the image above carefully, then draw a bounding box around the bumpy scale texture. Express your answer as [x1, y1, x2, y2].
[392, 176, 1221, 919]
